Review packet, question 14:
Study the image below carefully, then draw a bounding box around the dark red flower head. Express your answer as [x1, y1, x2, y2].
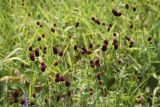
[20, 99, 25, 105]
[52, 47, 58, 54]
[95, 19, 101, 25]
[91, 17, 96, 21]
[125, 4, 129, 9]
[89, 43, 93, 49]
[129, 40, 134, 48]
[133, 7, 136, 12]
[102, 45, 107, 52]
[36, 21, 40, 26]
[74, 45, 78, 50]
[95, 59, 100, 67]
[113, 39, 118, 45]
[42, 34, 45, 38]
[12, 90, 20, 98]
[103, 39, 109, 45]
[75, 22, 80, 28]
[65, 80, 70, 87]
[40, 62, 46, 72]
[59, 50, 63, 57]
[53, 23, 56, 27]
[82, 47, 91, 55]
[56, 73, 60, 78]
[113, 32, 117, 37]
[35, 49, 39, 57]
[37, 37, 41, 41]
[148, 37, 152, 41]
[29, 46, 32, 51]
[113, 42, 118, 50]
[112, 9, 122, 16]
[125, 36, 131, 41]
[29, 52, 35, 61]
[90, 60, 95, 68]
[51, 28, 55, 33]
[55, 78, 59, 82]
[59, 76, 65, 82]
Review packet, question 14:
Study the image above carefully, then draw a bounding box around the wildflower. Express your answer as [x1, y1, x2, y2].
[95, 59, 100, 67]
[91, 17, 96, 21]
[130, 24, 133, 29]
[20, 99, 25, 105]
[112, 39, 118, 50]
[56, 95, 60, 102]
[148, 37, 152, 41]
[95, 19, 101, 25]
[40, 24, 43, 27]
[25, 80, 30, 87]
[52, 47, 58, 54]
[96, 72, 101, 80]
[75, 22, 80, 28]
[89, 43, 93, 49]
[12, 90, 20, 98]
[53, 23, 56, 27]
[35, 49, 39, 57]
[74, 45, 78, 50]
[125, 4, 129, 9]
[113, 42, 118, 50]
[44, 98, 48, 103]
[55, 78, 59, 82]
[29, 52, 35, 61]
[90, 60, 95, 68]
[56, 73, 60, 78]
[125, 36, 131, 41]
[32, 93, 36, 98]
[133, 7, 136, 12]
[59, 76, 65, 82]
[36, 21, 40, 26]
[54, 61, 59, 66]
[65, 80, 70, 87]
[109, 23, 112, 28]
[129, 40, 134, 48]
[89, 91, 93, 95]
[103, 39, 109, 45]
[102, 45, 107, 52]
[29, 46, 32, 51]
[42, 34, 45, 38]
[51, 28, 55, 33]
[37, 37, 41, 41]
[102, 23, 106, 26]
[113, 32, 117, 37]
[112, 9, 122, 16]
[59, 50, 63, 56]
[40, 62, 46, 72]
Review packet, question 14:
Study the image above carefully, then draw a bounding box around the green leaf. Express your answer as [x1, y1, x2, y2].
[67, 51, 72, 67]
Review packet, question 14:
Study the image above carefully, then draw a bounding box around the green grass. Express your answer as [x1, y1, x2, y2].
[0, 0, 160, 107]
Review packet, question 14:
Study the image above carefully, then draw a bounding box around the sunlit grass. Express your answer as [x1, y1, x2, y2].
[0, 0, 160, 107]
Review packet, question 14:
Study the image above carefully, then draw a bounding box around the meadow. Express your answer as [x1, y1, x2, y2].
[0, 0, 160, 107]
